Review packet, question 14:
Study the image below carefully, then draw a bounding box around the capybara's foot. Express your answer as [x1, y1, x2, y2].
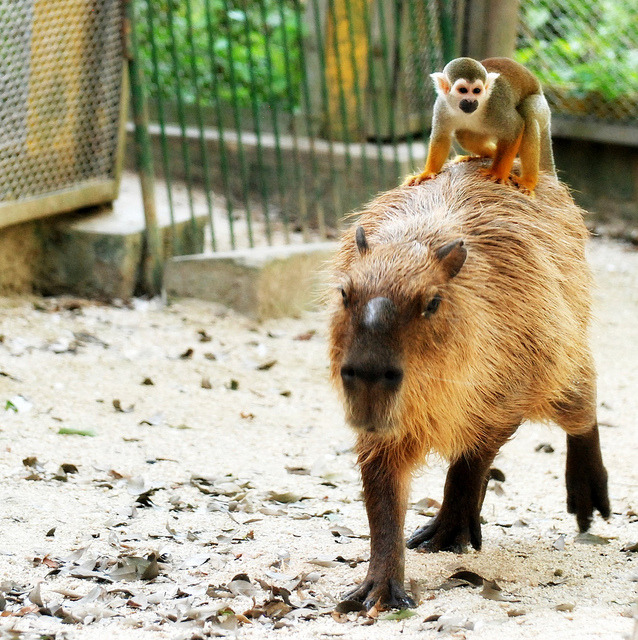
[407, 511, 482, 553]
[402, 171, 437, 187]
[344, 577, 416, 610]
[566, 456, 610, 532]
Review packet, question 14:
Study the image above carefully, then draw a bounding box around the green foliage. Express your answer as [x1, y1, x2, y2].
[516, 0, 638, 116]
[135, 0, 303, 111]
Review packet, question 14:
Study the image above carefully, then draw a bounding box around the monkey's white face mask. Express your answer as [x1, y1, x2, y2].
[431, 71, 500, 115]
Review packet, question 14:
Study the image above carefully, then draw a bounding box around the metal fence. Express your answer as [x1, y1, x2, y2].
[516, 0, 637, 124]
[133, 0, 464, 255]
[130, 0, 638, 258]
[0, 0, 127, 229]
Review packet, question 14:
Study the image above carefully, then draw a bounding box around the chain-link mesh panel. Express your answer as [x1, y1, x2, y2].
[517, 0, 638, 123]
[0, 0, 124, 205]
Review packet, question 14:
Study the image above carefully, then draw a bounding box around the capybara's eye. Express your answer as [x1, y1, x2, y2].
[340, 287, 348, 307]
[422, 294, 441, 317]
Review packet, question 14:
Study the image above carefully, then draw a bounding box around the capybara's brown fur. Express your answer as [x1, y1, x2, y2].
[328, 160, 610, 609]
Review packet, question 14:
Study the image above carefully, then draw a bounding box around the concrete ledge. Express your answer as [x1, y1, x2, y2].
[165, 242, 337, 319]
[29, 176, 207, 300]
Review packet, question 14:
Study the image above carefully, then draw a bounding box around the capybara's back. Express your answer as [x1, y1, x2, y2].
[329, 161, 609, 610]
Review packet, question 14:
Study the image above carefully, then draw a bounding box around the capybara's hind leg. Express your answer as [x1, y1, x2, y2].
[551, 377, 610, 531]
[566, 426, 610, 531]
[407, 438, 508, 552]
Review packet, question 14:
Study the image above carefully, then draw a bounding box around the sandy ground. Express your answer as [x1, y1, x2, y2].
[0, 237, 637, 640]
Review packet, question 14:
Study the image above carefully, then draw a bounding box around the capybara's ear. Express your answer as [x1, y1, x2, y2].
[356, 226, 369, 255]
[436, 239, 467, 279]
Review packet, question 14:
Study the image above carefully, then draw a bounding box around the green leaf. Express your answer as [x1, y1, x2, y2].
[5, 400, 17, 412]
[383, 609, 417, 620]
[58, 428, 96, 437]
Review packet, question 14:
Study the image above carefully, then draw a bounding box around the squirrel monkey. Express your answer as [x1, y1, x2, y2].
[403, 57, 555, 195]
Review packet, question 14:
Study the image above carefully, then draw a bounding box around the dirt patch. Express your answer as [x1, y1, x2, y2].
[0, 238, 637, 640]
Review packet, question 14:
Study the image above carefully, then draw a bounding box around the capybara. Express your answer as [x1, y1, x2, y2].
[328, 159, 610, 609]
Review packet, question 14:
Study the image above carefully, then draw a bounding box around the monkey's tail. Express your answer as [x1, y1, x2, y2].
[540, 122, 556, 176]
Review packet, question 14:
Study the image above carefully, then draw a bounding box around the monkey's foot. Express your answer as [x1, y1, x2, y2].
[478, 167, 511, 185]
[566, 457, 610, 533]
[407, 510, 482, 553]
[402, 171, 438, 187]
[344, 576, 415, 610]
[452, 154, 484, 164]
[509, 174, 537, 196]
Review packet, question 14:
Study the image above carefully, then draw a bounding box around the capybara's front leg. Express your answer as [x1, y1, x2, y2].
[407, 440, 507, 553]
[566, 425, 610, 532]
[344, 448, 415, 610]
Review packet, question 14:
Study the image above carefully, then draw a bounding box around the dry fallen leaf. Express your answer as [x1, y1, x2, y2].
[112, 399, 134, 413]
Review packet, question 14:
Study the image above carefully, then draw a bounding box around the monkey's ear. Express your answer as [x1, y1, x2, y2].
[355, 226, 369, 255]
[436, 239, 466, 279]
[430, 72, 450, 95]
[485, 72, 500, 91]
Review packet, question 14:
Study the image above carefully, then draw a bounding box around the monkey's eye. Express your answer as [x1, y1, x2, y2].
[458, 87, 468, 94]
[473, 87, 481, 94]
[422, 294, 441, 318]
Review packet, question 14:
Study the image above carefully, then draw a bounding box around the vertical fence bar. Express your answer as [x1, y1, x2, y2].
[220, 0, 254, 247]
[184, 0, 217, 252]
[343, 0, 371, 193]
[326, 0, 354, 182]
[406, 0, 431, 166]
[240, 3, 273, 245]
[257, 0, 290, 243]
[361, 0, 385, 192]
[392, 0, 416, 172]
[204, 0, 236, 250]
[293, 0, 326, 239]
[125, 0, 162, 295]
[144, 0, 178, 256]
[277, 0, 309, 242]
[166, 0, 198, 252]
[375, 0, 400, 180]
[309, 0, 342, 228]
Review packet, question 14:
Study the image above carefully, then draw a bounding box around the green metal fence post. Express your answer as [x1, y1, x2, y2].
[124, 0, 163, 296]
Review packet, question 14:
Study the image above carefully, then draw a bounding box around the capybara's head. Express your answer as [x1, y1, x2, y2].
[329, 223, 467, 435]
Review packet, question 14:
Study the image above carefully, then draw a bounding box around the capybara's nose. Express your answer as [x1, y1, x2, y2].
[361, 297, 397, 333]
[341, 364, 404, 391]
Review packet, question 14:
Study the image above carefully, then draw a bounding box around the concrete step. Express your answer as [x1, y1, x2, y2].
[33, 173, 206, 300]
[165, 242, 336, 319]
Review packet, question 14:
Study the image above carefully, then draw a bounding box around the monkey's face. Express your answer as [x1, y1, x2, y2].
[449, 78, 486, 114]
[431, 68, 499, 116]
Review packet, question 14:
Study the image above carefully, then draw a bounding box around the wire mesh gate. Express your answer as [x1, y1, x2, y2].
[0, 0, 128, 229]
[132, 0, 637, 263]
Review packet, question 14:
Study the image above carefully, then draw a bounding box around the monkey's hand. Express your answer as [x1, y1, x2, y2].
[343, 577, 416, 610]
[402, 171, 438, 187]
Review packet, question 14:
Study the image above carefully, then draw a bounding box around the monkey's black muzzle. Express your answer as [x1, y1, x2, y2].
[460, 99, 478, 114]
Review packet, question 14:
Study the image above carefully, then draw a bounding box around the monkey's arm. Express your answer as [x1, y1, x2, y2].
[343, 442, 415, 609]
[402, 132, 452, 186]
